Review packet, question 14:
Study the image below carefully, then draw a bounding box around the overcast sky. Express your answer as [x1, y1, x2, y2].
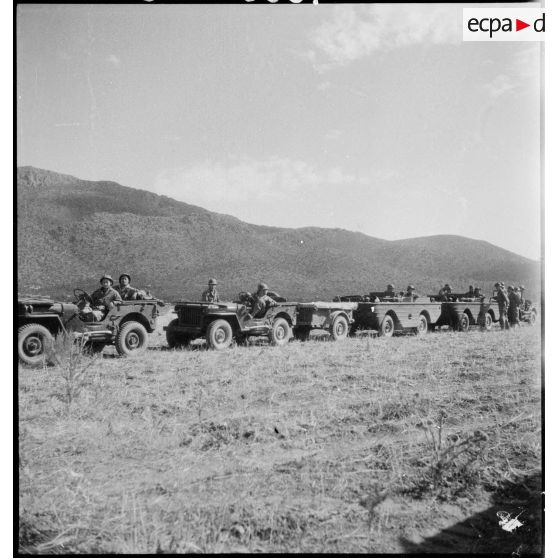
[16, 3, 541, 259]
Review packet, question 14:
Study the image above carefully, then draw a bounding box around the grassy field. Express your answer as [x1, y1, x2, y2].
[18, 323, 542, 554]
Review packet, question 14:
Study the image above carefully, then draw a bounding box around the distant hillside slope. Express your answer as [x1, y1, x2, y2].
[17, 166, 540, 302]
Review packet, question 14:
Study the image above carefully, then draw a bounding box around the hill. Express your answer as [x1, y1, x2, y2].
[16, 166, 540, 301]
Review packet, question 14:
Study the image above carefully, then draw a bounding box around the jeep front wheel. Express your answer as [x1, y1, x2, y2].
[206, 319, 233, 350]
[330, 315, 349, 341]
[269, 318, 291, 346]
[115, 321, 149, 356]
[378, 315, 394, 338]
[18, 324, 54, 366]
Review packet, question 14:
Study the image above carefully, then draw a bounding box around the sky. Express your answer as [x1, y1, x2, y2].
[16, 3, 542, 259]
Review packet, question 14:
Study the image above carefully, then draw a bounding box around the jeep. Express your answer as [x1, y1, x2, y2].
[18, 289, 162, 366]
[165, 292, 297, 350]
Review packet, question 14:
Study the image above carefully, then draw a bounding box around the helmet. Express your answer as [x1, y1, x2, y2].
[258, 282, 268, 291]
[446, 285, 453, 291]
[208, 278, 217, 285]
[407, 285, 415, 290]
[387, 284, 395, 290]
[444, 283, 450, 288]
[494, 282, 499, 288]
[100, 274, 114, 285]
[119, 273, 131, 283]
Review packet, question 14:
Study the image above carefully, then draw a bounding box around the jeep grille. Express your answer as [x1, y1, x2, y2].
[179, 306, 203, 326]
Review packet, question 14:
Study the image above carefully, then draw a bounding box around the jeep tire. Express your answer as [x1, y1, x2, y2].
[269, 317, 291, 346]
[416, 314, 429, 336]
[378, 315, 394, 338]
[330, 314, 349, 341]
[206, 319, 233, 350]
[482, 313, 493, 331]
[18, 323, 54, 366]
[458, 313, 470, 332]
[115, 321, 149, 356]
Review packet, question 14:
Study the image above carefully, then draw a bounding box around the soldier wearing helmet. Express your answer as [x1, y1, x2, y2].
[202, 278, 220, 303]
[404, 285, 418, 301]
[81, 274, 122, 322]
[383, 284, 397, 300]
[507, 285, 521, 327]
[494, 282, 510, 330]
[250, 282, 278, 319]
[438, 284, 452, 301]
[115, 273, 140, 301]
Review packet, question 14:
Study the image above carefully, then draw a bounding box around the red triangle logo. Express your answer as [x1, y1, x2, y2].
[516, 19, 530, 31]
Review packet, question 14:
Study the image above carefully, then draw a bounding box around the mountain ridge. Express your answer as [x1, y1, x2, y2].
[16, 166, 540, 302]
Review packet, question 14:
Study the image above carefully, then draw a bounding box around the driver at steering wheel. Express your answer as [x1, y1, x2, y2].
[80, 274, 122, 322]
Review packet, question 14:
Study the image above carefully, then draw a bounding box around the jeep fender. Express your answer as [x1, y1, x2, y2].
[273, 311, 295, 327]
[118, 312, 155, 333]
[19, 315, 66, 336]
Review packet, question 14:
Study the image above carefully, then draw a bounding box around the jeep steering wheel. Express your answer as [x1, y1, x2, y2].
[74, 288, 93, 304]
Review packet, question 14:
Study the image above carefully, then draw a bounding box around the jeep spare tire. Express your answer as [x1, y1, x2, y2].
[115, 321, 149, 356]
[18, 323, 54, 366]
[206, 319, 233, 350]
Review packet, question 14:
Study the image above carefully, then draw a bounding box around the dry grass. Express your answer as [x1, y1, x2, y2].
[18, 325, 542, 553]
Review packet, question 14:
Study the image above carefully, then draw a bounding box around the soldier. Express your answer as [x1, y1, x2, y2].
[494, 282, 509, 330]
[519, 285, 526, 307]
[114, 273, 140, 301]
[384, 284, 397, 300]
[81, 274, 122, 322]
[201, 278, 220, 302]
[466, 285, 475, 298]
[438, 284, 452, 301]
[250, 283, 278, 319]
[403, 285, 418, 301]
[507, 285, 521, 327]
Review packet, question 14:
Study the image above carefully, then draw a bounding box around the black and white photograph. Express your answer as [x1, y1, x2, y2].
[16, 1, 545, 554]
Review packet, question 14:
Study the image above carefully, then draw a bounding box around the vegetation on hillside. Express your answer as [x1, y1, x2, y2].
[17, 166, 540, 301]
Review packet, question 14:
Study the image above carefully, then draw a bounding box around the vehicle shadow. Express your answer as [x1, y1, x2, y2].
[399, 472, 542, 555]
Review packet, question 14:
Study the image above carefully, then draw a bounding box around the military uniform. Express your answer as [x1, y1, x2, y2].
[251, 294, 277, 318]
[115, 285, 140, 301]
[89, 286, 122, 321]
[508, 288, 521, 327]
[201, 288, 220, 302]
[495, 286, 509, 330]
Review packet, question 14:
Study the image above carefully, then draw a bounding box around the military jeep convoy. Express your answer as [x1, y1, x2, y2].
[17, 279, 538, 365]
